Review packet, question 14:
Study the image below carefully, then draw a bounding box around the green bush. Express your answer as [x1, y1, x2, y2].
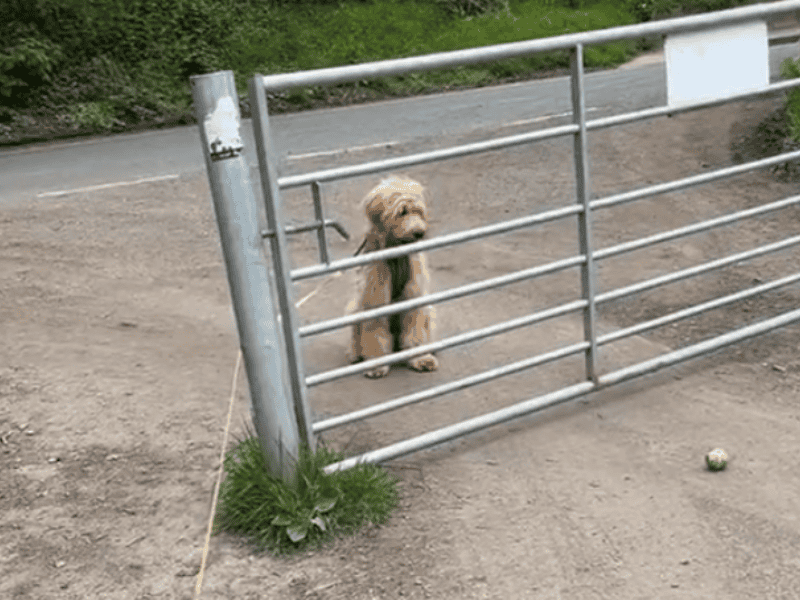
[436, 0, 512, 18]
[68, 101, 117, 131]
[624, 0, 760, 21]
[0, 35, 64, 103]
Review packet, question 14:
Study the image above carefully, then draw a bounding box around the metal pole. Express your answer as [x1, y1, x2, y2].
[570, 44, 599, 383]
[190, 70, 304, 483]
[248, 75, 315, 452]
[311, 182, 331, 265]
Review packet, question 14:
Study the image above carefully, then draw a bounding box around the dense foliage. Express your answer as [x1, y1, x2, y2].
[0, 0, 768, 144]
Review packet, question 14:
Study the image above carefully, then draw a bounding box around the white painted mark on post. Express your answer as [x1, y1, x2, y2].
[204, 96, 244, 160]
[666, 20, 768, 108]
[36, 174, 180, 198]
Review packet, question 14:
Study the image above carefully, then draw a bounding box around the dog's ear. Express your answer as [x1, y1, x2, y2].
[365, 193, 386, 227]
[420, 187, 431, 219]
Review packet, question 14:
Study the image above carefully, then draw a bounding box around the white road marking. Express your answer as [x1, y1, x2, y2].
[286, 141, 399, 160]
[36, 174, 180, 198]
[502, 105, 604, 128]
[287, 107, 606, 162]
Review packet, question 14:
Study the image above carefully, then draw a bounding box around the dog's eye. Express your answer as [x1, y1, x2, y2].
[399, 207, 408, 216]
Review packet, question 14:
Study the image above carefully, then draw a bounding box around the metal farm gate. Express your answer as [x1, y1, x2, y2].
[192, 0, 800, 478]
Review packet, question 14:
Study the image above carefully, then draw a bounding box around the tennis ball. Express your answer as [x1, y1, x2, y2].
[706, 448, 728, 472]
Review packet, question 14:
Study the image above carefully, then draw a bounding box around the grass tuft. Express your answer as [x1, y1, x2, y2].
[214, 433, 399, 555]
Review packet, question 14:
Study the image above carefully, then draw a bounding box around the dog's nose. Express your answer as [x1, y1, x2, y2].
[413, 230, 425, 240]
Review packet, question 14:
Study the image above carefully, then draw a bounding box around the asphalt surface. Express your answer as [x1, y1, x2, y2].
[1, 42, 798, 205]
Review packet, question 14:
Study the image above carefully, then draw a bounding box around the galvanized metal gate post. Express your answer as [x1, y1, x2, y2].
[248, 74, 315, 454]
[190, 71, 312, 483]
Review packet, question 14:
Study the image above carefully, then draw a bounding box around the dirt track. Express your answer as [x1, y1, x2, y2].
[3, 95, 800, 599]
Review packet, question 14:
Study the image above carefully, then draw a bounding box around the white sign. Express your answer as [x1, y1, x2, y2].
[665, 20, 768, 108]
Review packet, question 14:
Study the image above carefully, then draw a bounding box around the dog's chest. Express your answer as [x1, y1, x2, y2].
[386, 256, 410, 301]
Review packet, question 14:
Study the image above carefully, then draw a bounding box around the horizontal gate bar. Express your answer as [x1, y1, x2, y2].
[324, 306, 800, 472]
[595, 193, 800, 261]
[598, 270, 800, 346]
[281, 80, 800, 195]
[278, 124, 577, 189]
[313, 340, 589, 432]
[323, 380, 595, 473]
[291, 204, 582, 281]
[261, 218, 350, 239]
[598, 307, 800, 387]
[591, 148, 800, 211]
[587, 78, 800, 132]
[300, 255, 584, 338]
[260, 1, 800, 92]
[307, 299, 587, 386]
[303, 221, 800, 340]
[596, 233, 800, 304]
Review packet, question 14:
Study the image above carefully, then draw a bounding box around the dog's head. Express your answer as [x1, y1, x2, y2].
[364, 175, 429, 246]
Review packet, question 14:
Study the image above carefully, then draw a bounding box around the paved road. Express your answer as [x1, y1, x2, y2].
[1, 42, 798, 205]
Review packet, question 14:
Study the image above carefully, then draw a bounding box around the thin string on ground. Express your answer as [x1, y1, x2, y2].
[194, 349, 242, 600]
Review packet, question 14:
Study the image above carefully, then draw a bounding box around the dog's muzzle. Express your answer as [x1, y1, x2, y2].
[387, 231, 424, 246]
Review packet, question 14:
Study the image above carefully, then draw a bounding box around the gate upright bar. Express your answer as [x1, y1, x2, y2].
[248, 74, 315, 452]
[570, 44, 599, 383]
[190, 71, 308, 482]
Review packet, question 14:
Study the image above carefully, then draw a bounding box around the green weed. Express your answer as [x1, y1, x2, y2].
[214, 434, 399, 554]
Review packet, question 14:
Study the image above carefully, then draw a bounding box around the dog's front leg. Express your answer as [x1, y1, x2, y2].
[357, 262, 393, 378]
[401, 253, 438, 372]
[402, 307, 438, 372]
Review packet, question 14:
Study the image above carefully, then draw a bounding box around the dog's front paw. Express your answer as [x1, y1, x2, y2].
[407, 353, 438, 372]
[364, 365, 391, 378]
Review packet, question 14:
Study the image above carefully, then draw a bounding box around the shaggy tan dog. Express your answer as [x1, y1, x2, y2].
[349, 175, 438, 378]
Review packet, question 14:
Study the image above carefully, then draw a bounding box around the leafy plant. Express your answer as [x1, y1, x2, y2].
[214, 433, 399, 554]
[623, 0, 759, 22]
[271, 496, 337, 543]
[435, 0, 511, 19]
[0, 36, 64, 101]
[68, 101, 117, 131]
[781, 57, 800, 144]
